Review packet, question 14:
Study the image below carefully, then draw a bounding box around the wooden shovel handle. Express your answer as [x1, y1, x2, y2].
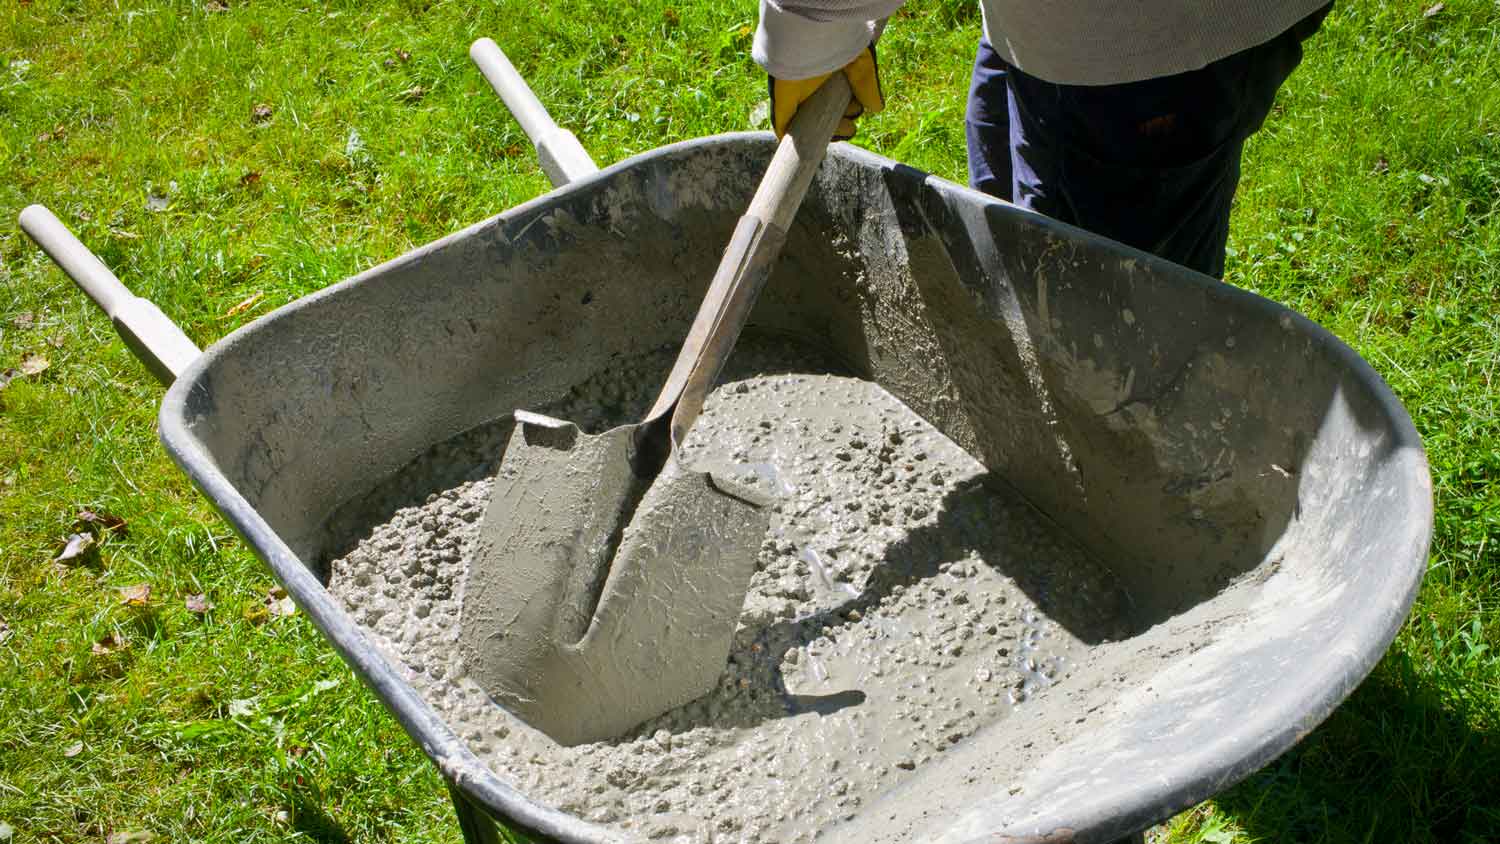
[636, 72, 853, 462]
[747, 72, 855, 230]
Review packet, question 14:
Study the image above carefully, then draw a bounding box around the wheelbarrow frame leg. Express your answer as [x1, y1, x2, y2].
[448, 782, 513, 844]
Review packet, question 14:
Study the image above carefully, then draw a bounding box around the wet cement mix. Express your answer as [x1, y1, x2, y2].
[325, 336, 1139, 843]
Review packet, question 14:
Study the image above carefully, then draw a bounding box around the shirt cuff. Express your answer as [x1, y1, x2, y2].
[753, 0, 881, 80]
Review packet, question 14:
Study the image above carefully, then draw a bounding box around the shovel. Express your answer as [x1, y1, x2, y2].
[459, 73, 854, 746]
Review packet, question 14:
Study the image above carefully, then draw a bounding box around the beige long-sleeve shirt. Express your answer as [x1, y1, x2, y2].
[753, 0, 1329, 85]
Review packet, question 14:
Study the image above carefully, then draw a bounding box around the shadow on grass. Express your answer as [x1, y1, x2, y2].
[1215, 652, 1500, 843]
[291, 792, 352, 844]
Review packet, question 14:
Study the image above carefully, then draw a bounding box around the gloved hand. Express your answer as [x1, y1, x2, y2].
[769, 44, 884, 140]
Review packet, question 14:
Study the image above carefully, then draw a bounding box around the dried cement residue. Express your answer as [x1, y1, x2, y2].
[325, 337, 1139, 843]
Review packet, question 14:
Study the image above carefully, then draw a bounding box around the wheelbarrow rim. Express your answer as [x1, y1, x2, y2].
[155, 132, 1432, 844]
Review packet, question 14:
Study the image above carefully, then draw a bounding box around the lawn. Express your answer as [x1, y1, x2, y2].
[1, 0, 1496, 842]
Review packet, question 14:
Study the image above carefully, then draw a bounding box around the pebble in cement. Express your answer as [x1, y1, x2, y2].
[326, 337, 1136, 843]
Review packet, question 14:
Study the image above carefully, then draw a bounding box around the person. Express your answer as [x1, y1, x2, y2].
[754, 1, 1333, 279]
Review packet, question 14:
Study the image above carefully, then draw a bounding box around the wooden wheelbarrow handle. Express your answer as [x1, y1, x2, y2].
[18, 204, 200, 385]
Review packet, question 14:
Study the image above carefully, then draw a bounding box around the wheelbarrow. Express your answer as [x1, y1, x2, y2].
[20, 36, 1430, 844]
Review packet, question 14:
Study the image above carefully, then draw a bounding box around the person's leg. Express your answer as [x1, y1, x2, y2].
[965, 37, 1012, 202]
[1004, 4, 1332, 278]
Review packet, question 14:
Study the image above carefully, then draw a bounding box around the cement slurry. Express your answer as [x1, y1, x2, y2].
[326, 337, 1138, 843]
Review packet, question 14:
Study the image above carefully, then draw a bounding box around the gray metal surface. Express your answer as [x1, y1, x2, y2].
[153, 134, 1429, 843]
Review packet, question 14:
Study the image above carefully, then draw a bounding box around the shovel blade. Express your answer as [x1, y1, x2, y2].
[460, 415, 771, 745]
[462, 415, 636, 658]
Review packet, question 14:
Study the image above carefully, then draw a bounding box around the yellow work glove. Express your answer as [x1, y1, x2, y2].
[769, 45, 884, 141]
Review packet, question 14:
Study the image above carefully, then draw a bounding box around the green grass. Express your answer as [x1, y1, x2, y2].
[1, 0, 1496, 841]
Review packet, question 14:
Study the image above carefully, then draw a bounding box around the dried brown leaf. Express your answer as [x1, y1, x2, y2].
[92, 632, 125, 655]
[239, 170, 262, 188]
[119, 583, 152, 607]
[12, 312, 35, 329]
[55, 532, 96, 563]
[265, 585, 297, 617]
[225, 291, 265, 317]
[77, 509, 129, 536]
[251, 103, 274, 124]
[185, 593, 213, 614]
[18, 352, 49, 377]
[205, 0, 229, 11]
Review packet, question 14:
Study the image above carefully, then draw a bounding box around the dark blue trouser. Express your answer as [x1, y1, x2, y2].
[965, 5, 1331, 278]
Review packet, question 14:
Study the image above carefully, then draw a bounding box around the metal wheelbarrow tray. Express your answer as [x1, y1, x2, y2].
[22, 40, 1430, 844]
